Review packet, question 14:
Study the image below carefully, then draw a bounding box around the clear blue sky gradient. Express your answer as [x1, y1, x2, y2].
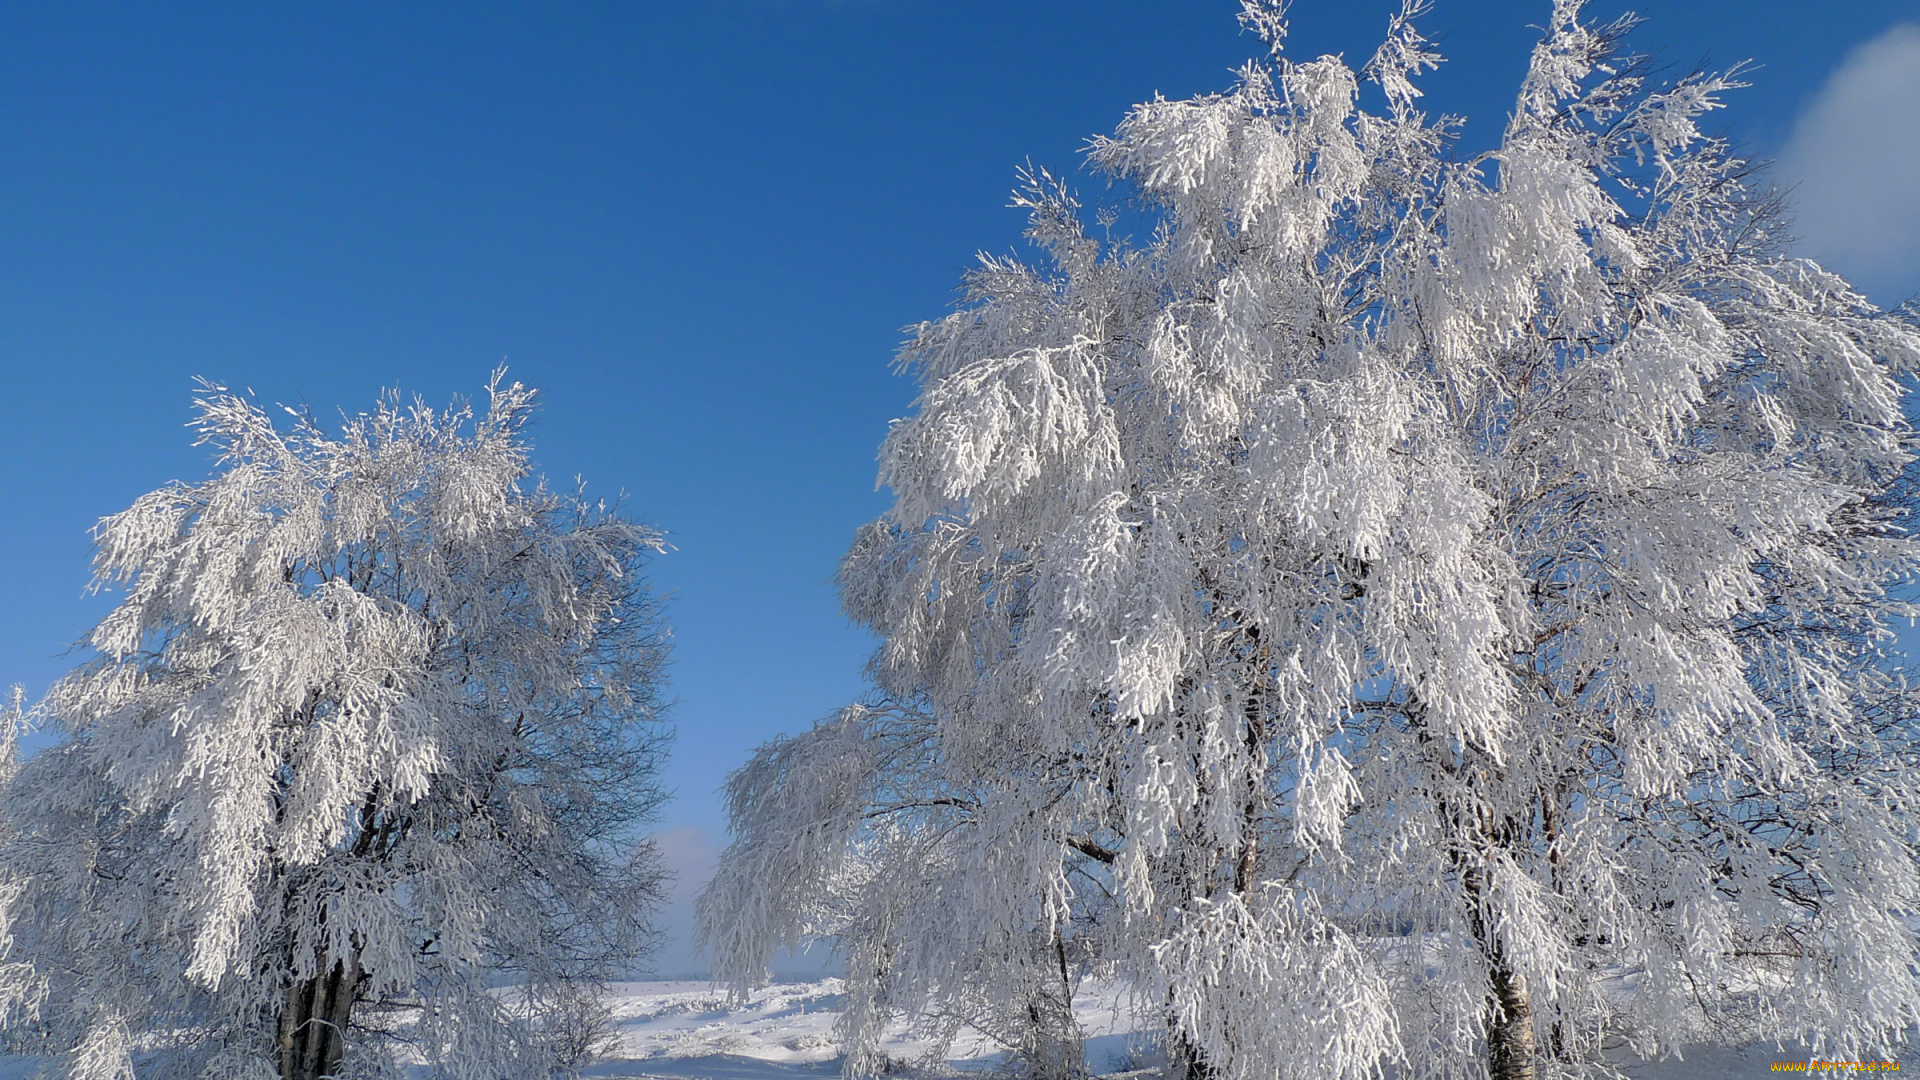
[3, 0, 1919, 972]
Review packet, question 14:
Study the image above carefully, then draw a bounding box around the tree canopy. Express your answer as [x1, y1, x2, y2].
[702, 3, 1920, 1078]
[0, 374, 670, 1080]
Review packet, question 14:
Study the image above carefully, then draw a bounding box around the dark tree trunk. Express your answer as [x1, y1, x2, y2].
[273, 792, 387, 1079]
[1170, 1026, 1213, 1080]
[1487, 961, 1537, 1080]
[278, 957, 362, 1080]
[1023, 990, 1087, 1080]
[1463, 864, 1536, 1080]
[1011, 927, 1087, 1080]
[1164, 975, 1214, 1080]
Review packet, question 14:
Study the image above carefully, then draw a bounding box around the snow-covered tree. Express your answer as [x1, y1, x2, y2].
[0, 374, 670, 1080]
[701, 3, 1920, 1079]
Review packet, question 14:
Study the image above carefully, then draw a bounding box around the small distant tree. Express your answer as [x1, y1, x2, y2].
[0, 374, 670, 1080]
[701, 3, 1920, 1079]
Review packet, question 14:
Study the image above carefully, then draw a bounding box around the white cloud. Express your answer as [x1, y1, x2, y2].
[640, 824, 838, 980]
[1778, 24, 1920, 303]
[644, 824, 721, 978]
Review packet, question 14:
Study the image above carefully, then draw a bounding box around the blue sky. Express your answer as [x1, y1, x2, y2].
[3, 0, 1918, 975]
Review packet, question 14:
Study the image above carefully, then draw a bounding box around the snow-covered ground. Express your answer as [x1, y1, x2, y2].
[575, 980, 1896, 1079]
[535, 978, 1902, 1079]
[580, 979, 1151, 1078]
[0, 980, 1898, 1078]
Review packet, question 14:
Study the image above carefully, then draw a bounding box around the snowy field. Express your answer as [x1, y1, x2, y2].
[566, 981, 1894, 1079]
[571, 979, 1150, 1078]
[0, 978, 1897, 1078]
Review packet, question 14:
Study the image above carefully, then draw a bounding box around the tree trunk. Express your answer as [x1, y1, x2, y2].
[1169, 1026, 1212, 1080]
[1462, 860, 1536, 1080]
[1164, 979, 1213, 1080]
[1023, 990, 1087, 1080]
[1487, 961, 1537, 1080]
[1019, 928, 1087, 1080]
[278, 957, 362, 1080]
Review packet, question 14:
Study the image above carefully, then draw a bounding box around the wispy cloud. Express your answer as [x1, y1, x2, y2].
[643, 825, 720, 979]
[641, 824, 838, 981]
[1778, 24, 1920, 304]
